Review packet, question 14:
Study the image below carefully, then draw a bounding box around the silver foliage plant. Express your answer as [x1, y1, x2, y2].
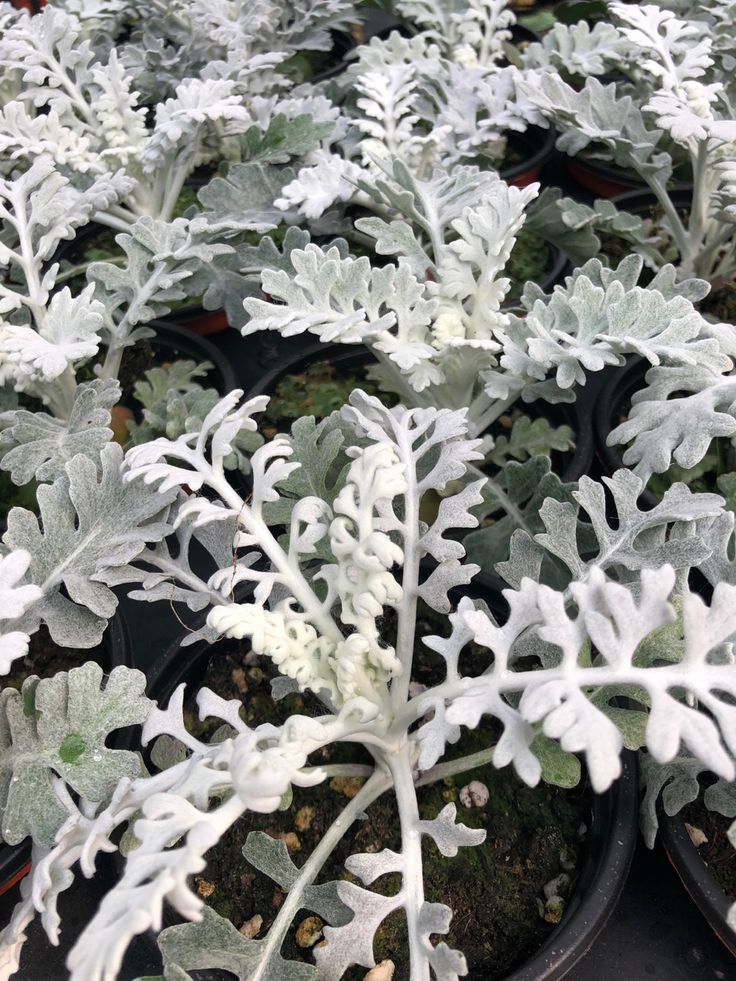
[522, 1, 736, 281]
[245, 160, 733, 451]
[1, 389, 736, 978]
[0, 2, 343, 230]
[276, 26, 543, 220]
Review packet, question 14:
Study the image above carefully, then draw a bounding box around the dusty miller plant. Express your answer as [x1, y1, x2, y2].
[521, 2, 736, 281]
[276, 30, 543, 221]
[0, 4, 338, 231]
[245, 159, 734, 482]
[0, 155, 267, 506]
[2, 389, 736, 978]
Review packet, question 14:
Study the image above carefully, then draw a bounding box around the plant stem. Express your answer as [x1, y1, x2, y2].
[247, 770, 392, 981]
[389, 744, 429, 981]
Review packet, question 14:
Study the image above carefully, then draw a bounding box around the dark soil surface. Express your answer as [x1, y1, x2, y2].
[160, 603, 590, 980]
[3, 627, 104, 691]
[680, 800, 736, 903]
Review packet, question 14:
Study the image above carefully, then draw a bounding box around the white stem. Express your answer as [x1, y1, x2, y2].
[389, 743, 429, 981]
[248, 770, 392, 981]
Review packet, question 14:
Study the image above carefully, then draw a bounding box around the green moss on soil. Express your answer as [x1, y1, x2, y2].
[261, 361, 397, 438]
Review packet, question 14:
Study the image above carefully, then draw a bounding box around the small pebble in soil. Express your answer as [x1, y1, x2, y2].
[195, 877, 216, 898]
[295, 805, 316, 832]
[239, 914, 263, 939]
[329, 776, 365, 798]
[559, 847, 575, 872]
[685, 822, 708, 847]
[459, 780, 490, 808]
[231, 667, 248, 693]
[269, 830, 301, 852]
[363, 960, 396, 981]
[272, 887, 285, 909]
[543, 873, 570, 901]
[295, 916, 323, 948]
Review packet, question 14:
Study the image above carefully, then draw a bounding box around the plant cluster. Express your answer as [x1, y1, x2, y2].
[0, 1, 735, 980]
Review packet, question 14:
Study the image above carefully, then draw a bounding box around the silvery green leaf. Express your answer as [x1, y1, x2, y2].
[132, 361, 210, 409]
[354, 215, 433, 279]
[262, 413, 354, 535]
[495, 469, 723, 590]
[241, 113, 334, 164]
[523, 189, 650, 269]
[191, 162, 297, 237]
[464, 456, 578, 582]
[1, 287, 104, 382]
[521, 74, 672, 182]
[90, 217, 233, 347]
[523, 20, 629, 76]
[244, 244, 430, 345]
[639, 752, 709, 847]
[0, 550, 42, 675]
[609, 365, 736, 481]
[315, 881, 403, 981]
[416, 802, 485, 857]
[0, 661, 151, 847]
[243, 831, 351, 925]
[3, 443, 175, 647]
[142, 77, 251, 174]
[0, 379, 118, 484]
[487, 256, 729, 405]
[485, 416, 574, 467]
[156, 905, 316, 981]
[0, 158, 134, 271]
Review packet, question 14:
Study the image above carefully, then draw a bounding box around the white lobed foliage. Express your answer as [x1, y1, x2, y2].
[247, 162, 733, 444]
[0, 390, 733, 979]
[278, 29, 544, 221]
[521, 1, 736, 280]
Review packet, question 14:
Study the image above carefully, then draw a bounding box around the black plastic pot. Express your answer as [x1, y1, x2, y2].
[610, 186, 694, 227]
[566, 157, 648, 199]
[504, 752, 638, 981]
[246, 341, 594, 484]
[593, 357, 659, 510]
[145, 320, 238, 398]
[503, 126, 557, 189]
[660, 811, 736, 959]
[0, 611, 133, 895]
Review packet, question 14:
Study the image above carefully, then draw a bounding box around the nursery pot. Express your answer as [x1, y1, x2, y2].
[145, 320, 238, 398]
[566, 156, 695, 201]
[139, 573, 638, 981]
[246, 341, 594, 484]
[610, 186, 694, 225]
[502, 126, 557, 189]
[594, 357, 668, 511]
[566, 157, 649, 199]
[659, 810, 736, 959]
[0, 611, 133, 896]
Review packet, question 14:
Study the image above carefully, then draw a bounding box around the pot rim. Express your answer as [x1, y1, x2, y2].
[659, 808, 736, 958]
[246, 338, 593, 484]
